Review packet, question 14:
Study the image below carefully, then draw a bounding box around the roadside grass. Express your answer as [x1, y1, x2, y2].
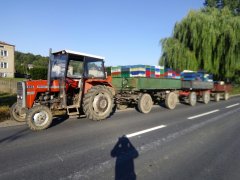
[231, 85, 240, 95]
[0, 93, 16, 122]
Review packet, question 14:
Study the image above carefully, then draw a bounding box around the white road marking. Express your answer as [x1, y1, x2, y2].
[60, 108, 240, 180]
[226, 103, 240, 109]
[126, 125, 166, 138]
[187, 109, 220, 120]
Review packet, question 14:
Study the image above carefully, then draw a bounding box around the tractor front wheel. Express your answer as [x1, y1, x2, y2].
[26, 105, 53, 131]
[10, 103, 26, 122]
[83, 86, 114, 121]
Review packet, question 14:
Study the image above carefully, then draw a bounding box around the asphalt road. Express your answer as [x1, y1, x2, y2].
[0, 96, 240, 180]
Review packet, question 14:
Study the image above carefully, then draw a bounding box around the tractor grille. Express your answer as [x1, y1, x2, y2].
[17, 82, 26, 108]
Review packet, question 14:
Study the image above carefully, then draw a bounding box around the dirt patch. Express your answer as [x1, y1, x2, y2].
[0, 119, 26, 128]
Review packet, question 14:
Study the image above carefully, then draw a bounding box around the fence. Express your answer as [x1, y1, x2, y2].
[0, 78, 19, 94]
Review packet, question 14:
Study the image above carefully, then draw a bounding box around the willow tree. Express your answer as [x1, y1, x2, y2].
[160, 7, 240, 80]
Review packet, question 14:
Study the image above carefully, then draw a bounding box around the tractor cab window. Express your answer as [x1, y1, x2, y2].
[67, 60, 83, 78]
[51, 54, 67, 78]
[86, 61, 105, 78]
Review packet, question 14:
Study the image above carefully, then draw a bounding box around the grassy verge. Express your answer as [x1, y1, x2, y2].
[0, 93, 16, 122]
[231, 85, 240, 95]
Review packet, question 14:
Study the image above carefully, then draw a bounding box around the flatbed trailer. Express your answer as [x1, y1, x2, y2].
[179, 80, 214, 106]
[211, 83, 232, 101]
[111, 77, 182, 113]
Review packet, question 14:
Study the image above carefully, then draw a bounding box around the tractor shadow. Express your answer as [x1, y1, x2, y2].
[111, 136, 139, 180]
[50, 114, 70, 128]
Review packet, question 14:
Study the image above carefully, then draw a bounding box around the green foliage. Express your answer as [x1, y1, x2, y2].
[160, 38, 198, 71]
[204, 0, 240, 14]
[160, 7, 240, 81]
[15, 51, 48, 74]
[29, 67, 48, 80]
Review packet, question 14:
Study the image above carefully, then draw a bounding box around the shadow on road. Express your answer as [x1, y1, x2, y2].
[111, 136, 139, 180]
[50, 114, 70, 128]
[0, 128, 29, 144]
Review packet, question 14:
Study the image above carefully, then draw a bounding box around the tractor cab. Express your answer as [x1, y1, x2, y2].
[50, 50, 106, 81]
[49, 50, 107, 109]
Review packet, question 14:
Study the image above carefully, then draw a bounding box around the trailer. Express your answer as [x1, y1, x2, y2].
[179, 80, 214, 106]
[111, 77, 182, 113]
[211, 82, 232, 101]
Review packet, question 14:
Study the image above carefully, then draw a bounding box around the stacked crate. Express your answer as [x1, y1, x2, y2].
[130, 65, 146, 77]
[181, 71, 213, 82]
[110, 65, 166, 78]
[121, 66, 131, 78]
[164, 68, 181, 79]
[111, 66, 121, 77]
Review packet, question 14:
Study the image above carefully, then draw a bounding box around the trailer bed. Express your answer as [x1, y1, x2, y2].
[181, 80, 213, 90]
[111, 77, 182, 92]
[211, 84, 232, 92]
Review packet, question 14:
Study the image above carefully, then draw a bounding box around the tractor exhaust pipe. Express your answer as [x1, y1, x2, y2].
[47, 48, 52, 92]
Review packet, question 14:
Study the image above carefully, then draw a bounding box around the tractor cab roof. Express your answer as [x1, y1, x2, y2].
[52, 50, 105, 60]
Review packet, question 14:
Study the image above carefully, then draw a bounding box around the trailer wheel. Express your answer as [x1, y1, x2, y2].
[26, 105, 53, 131]
[117, 104, 128, 110]
[138, 93, 153, 114]
[189, 92, 197, 106]
[202, 91, 210, 104]
[165, 92, 178, 110]
[10, 103, 26, 122]
[224, 92, 229, 100]
[214, 93, 220, 102]
[83, 85, 114, 120]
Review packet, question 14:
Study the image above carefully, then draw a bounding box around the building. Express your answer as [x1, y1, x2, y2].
[0, 41, 15, 77]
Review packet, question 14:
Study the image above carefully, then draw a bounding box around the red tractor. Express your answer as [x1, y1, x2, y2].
[10, 49, 115, 131]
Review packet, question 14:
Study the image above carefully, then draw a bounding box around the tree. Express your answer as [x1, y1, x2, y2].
[160, 7, 240, 81]
[15, 51, 48, 75]
[204, 0, 240, 14]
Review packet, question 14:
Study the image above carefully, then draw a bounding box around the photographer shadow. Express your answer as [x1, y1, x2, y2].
[111, 136, 139, 180]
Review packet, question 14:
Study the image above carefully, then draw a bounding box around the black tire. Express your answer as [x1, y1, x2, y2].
[189, 92, 197, 106]
[214, 93, 220, 102]
[26, 105, 53, 131]
[117, 104, 128, 110]
[10, 103, 26, 122]
[224, 92, 229, 100]
[83, 85, 114, 120]
[202, 91, 210, 104]
[165, 92, 178, 110]
[138, 93, 153, 114]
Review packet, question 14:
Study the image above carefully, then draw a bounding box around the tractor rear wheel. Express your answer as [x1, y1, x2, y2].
[26, 105, 53, 131]
[203, 91, 210, 104]
[138, 93, 153, 114]
[10, 103, 26, 122]
[165, 92, 178, 110]
[83, 85, 114, 120]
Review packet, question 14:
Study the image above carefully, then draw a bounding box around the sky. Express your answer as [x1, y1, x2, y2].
[1, 0, 203, 66]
